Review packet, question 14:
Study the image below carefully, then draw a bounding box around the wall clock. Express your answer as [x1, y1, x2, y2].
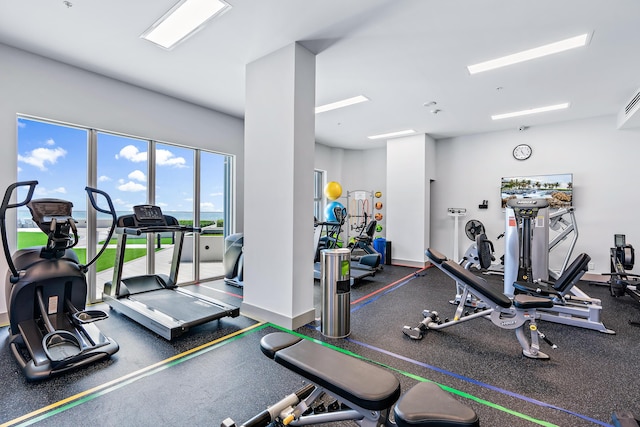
[512, 144, 532, 160]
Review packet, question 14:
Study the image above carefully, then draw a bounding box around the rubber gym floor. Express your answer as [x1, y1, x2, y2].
[1, 262, 639, 427]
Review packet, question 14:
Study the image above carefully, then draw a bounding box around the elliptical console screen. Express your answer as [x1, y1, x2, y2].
[133, 205, 165, 224]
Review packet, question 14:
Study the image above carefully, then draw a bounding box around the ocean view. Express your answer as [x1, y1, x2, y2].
[17, 209, 224, 227]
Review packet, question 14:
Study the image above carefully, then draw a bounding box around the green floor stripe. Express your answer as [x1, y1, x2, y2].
[269, 324, 558, 427]
[9, 323, 268, 427]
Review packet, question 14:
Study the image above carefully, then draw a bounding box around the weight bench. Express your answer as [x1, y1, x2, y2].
[511, 253, 614, 334]
[222, 332, 479, 427]
[403, 248, 556, 359]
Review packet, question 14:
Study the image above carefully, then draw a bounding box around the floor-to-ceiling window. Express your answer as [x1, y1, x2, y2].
[155, 142, 194, 284]
[16, 118, 88, 263]
[95, 132, 149, 298]
[199, 150, 228, 281]
[314, 170, 325, 221]
[16, 116, 234, 303]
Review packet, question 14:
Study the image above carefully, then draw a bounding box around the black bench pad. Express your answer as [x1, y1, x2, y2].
[426, 248, 447, 265]
[513, 294, 554, 309]
[513, 253, 590, 296]
[441, 260, 513, 308]
[394, 381, 479, 427]
[260, 333, 401, 411]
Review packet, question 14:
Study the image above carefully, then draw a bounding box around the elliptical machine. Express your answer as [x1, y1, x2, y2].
[223, 233, 244, 287]
[1, 181, 119, 381]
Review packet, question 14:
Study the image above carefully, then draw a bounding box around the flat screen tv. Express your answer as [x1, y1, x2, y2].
[501, 173, 573, 209]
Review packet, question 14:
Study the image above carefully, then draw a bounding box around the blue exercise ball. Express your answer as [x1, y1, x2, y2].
[325, 201, 345, 222]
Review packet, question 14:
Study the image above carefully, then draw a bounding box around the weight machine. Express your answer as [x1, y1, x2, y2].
[504, 198, 613, 334]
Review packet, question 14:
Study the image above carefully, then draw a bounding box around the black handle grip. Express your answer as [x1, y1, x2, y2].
[85, 186, 116, 216]
[1, 181, 39, 280]
[1, 180, 38, 215]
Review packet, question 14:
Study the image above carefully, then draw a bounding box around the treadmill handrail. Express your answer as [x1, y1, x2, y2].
[117, 225, 200, 235]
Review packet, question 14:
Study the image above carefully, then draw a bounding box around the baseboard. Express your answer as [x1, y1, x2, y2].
[390, 259, 428, 268]
[582, 272, 608, 283]
[241, 302, 316, 330]
[0, 311, 8, 327]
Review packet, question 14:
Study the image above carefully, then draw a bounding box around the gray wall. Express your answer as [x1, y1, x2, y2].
[0, 43, 244, 314]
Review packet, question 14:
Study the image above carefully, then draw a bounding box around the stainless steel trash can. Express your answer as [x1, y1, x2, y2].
[321, 248, 351, 338]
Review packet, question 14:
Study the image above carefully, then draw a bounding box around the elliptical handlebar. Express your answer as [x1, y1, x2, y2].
[81, 186, 117, 272]
[1, 181, 39, 281]
[1, 181, 38, 214]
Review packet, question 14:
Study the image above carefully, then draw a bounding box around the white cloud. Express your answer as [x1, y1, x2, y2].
[116, 145, 147, 162]
[17, 120, 26, 129]
[33, 186, 67, 196]
[156, 202, 169, 207]
[45, 138, 55, 146]
[117, 181, 146, 192]
[209, 192, 223, 197]
[18, 146, 67, 171]
[98, 175, 111, 182]
[128, 170, 147, 182]
[113, 198, 135, 209]
[200, 202, 216, 211]
[156, 148, 186, 168]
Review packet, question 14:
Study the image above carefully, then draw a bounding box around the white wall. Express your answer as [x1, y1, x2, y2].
[0, 43, 244, 314]
[242, 43, 316, 329]
[386, 134, 435, 266]
[318, 116, 640, 277]
[431, 115, 640, 275]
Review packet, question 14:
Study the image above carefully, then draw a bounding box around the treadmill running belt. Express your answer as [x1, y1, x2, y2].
[130, 289, 226, 323]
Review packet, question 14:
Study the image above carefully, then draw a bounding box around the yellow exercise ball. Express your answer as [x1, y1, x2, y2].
[324, 181, 342, 201]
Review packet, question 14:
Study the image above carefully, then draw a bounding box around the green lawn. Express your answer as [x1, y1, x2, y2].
[99, 237, 175, 245]
[17, 231, 150, 272]
[74, 248, 149, 272]
[17, 232, 48, 248]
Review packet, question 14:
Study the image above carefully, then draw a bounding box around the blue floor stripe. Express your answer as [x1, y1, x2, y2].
[314, 270, 611, 426]
[348, 335, 611, 426]
[350, 274, 418, 313]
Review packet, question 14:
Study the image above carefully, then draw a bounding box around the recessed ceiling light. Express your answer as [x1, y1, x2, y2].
[368, 129, 416, 140]
[491, 103, 570, 120]
[467, 33, 591, 74]
[315, 95, 369, 114]
[141, 0, 231, 50]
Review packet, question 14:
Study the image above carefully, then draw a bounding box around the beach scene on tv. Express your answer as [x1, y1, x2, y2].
[501, 173, 573, 209]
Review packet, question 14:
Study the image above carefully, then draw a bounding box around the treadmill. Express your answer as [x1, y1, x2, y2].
[312, 211, 376, 285]
[103, 205, 239, 340]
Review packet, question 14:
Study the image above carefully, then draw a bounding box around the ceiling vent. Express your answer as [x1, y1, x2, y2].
[617, 88, 640, 129]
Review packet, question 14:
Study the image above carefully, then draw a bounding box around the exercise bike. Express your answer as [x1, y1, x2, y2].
[349, 214, 382, 271]
[1, 181, 119, 381]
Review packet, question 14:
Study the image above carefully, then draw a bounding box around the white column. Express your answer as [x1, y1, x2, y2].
[386, 134, 435, 266]
[241, 43, 316, 329]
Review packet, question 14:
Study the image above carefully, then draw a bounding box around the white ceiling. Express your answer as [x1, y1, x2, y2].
[1, 0, 639, 149]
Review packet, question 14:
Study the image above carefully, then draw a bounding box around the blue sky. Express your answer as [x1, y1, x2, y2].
[16, 118, 226, 215]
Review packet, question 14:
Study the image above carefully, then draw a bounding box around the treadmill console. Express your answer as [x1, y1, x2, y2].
[133, 205, 167, 226]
